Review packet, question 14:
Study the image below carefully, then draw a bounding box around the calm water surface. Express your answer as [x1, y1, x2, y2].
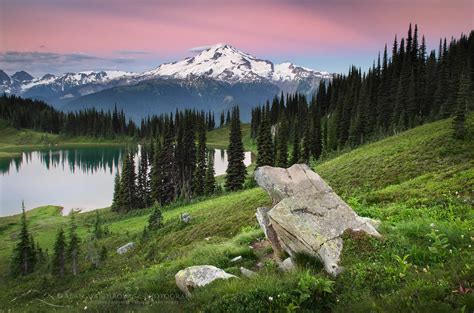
[0, 146, 252, 217]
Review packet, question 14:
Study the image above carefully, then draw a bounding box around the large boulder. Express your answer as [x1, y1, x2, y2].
[254, 164, 381, 276]
[175, 265, 237, 297]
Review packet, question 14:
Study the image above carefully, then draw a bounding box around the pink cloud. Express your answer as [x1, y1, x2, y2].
[0, 0, 471, 60]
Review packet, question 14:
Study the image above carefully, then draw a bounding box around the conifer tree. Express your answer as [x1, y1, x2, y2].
[193, 122, 207, 196]
[220, 111, 225, 128]
[226, 110, 231, 125]
[137, 148, 151, 208]
[453, 73, 469, 139]
[52, 227, 66, 277]
[119, 153, 138, 212]
[111, 171, 122, 212]
[275, 119, 289, 168]
[150, 138, 162, 203]
[67, 211, 80, 276]
[256, 104, 274, 167]
[92, 210, 103, 240]
[158, 122, 177, 205]
[302, 116, 312, 164]
[225, 107, 246, 191]
[311, 105, 323, 160]
[10, 201, 37, 276]
[204, 150, 216, 195]
[148, 206, 163, 230]
[180, 113, 196, 199]
[291, 125, 301, 165]
[406, 69, 417, 128]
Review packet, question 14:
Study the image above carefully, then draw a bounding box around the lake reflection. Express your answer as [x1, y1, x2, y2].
[0, 147, 252, 217]
[0, 146, 126, 217]
[212, 149, 253, 176]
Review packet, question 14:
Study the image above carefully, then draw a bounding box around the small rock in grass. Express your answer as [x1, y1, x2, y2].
[116, 242, 135, 255]
[180, 213, 191, 223]
[278, 257, 295, 272]
[175, 265, 236, 297]
[230, 255, 243, 263]
[240, 267, 257, 278]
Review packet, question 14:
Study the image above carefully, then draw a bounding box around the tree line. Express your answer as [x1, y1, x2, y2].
[251, 25, 473, 167]
[112, 106, 248, 213]
[111, 110, 218, 213]
[0, 95, 138, 138]
[0, 94, 236, 140]
[10, 202, 82, 278]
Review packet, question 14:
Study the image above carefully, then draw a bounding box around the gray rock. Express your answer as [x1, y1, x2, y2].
[278, 257, 295, 272]
[230, 256, 243, 263]
[254, 164, 332, 203]
[116, 242, 135, 255]
[181, 213, 191, 223]
[256, 207, 284, 260]
[254, 164, 381, 276]
[175, 265, 237, 297]
[240, 267, 257, 278]
[358, 216, 382, 230]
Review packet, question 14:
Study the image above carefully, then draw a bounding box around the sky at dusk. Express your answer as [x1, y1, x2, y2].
[0, 0, 472, 77]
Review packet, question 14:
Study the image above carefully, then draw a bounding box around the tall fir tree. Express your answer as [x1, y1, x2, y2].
[311, 104, 323, 160]
[204, 150, 216, 195]
[10, 201, 37, 276]
[52, 227, 66, 277]
[111, 171, 122, 212]
[92, 210, 103, 240]
[291, 124, 301, 165]
[67, 211, 80, 276]
[453, 72, 469, 139]
[225, 107, 246, 191]
[137, 148, 151, 208]
[256, 103, 274, 167]
[193, 121, 207, 196]
[150, 138, 162, 204]
[148, 206, 163, 230]
[119, 153, 138, 212]
[302, 116, 312, 164]
[158, 121, 177, 205]
[275, 118, 289, 168]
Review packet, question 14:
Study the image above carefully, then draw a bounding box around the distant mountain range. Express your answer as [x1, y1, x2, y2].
[0, 44, 332, 120]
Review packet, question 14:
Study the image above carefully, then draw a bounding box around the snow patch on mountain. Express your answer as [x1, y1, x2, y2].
[142, 44, 331, 84]
[20, 70, 136, 91]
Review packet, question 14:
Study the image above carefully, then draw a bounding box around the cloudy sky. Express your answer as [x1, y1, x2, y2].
[0, 0, 472, 77]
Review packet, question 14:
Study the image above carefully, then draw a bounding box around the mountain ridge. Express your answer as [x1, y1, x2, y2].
[0, 44, 332, 119]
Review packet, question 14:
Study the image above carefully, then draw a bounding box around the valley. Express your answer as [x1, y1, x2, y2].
[0, 5, 472, 310]
[0, 115, 472, 311]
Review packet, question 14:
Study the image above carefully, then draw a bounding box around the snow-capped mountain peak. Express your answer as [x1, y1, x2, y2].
[143, 44, 330, 84]
[144, 44, 273, 83]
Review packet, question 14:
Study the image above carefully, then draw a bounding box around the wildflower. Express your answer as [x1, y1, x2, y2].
[268, 296, 273, 301]
[423, 267, 428, 273]
[430, 223, 435, 228]
[84, 306, 88, 310]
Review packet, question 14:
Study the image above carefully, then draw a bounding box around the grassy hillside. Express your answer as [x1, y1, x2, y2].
[0, 116, 473, 312]
[207, 123, 256, 153]
[0, 120, 132, 158]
